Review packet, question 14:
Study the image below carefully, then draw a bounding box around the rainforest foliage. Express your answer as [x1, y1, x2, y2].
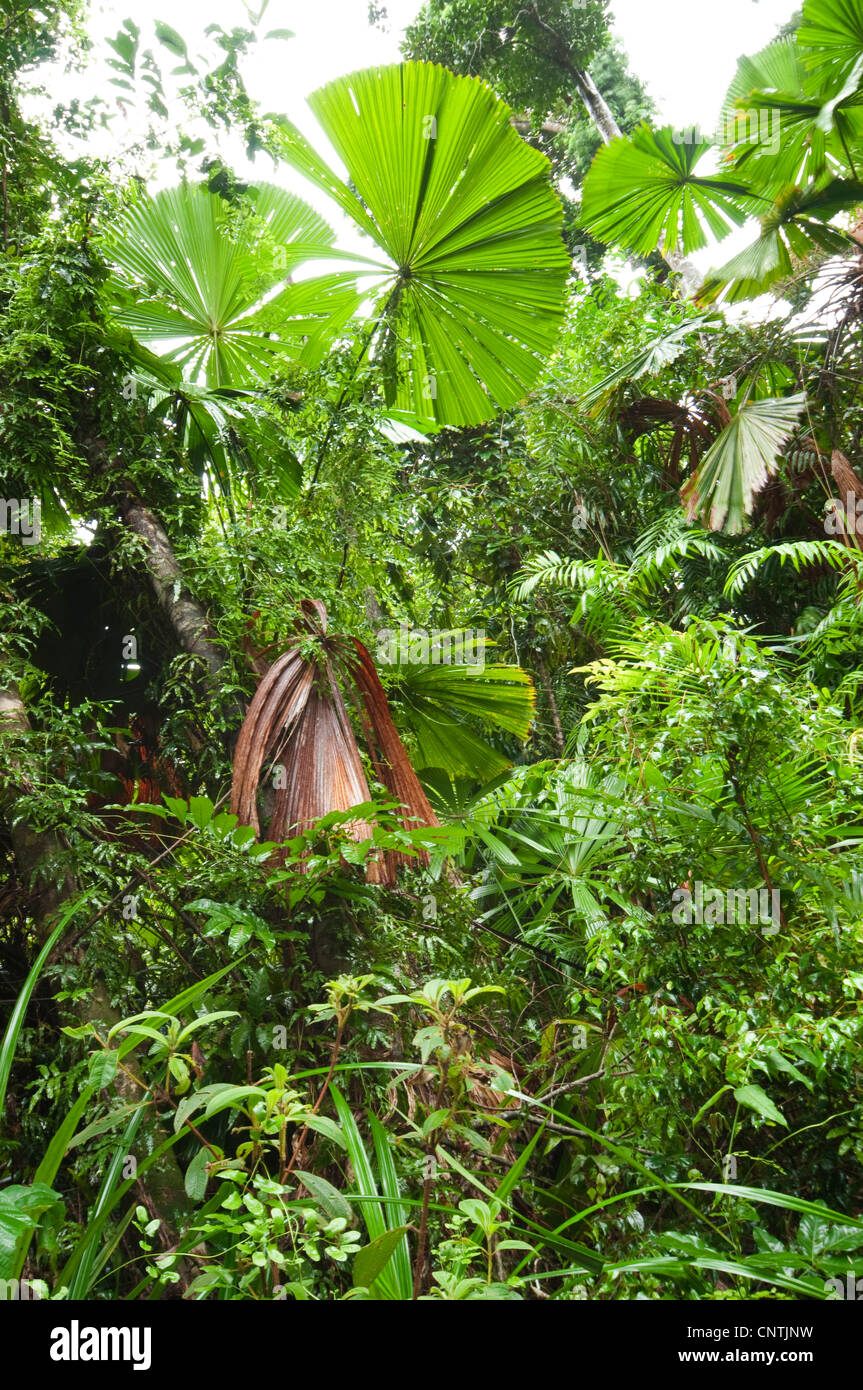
[3, 0, 863, 1303]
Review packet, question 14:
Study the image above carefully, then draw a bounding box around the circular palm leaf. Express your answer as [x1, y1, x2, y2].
[580, 123, 758, 259]
[275, 61, 570, 426]
[106, 182, 340, 387]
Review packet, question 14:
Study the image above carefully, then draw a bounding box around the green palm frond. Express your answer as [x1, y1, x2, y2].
[513, 551, 614, 599]
[724, 539, 861, 596]
[468, 760, 628, 943]
[514, 521, 726, 645]
[275, 61, 569, 426]
[385, 658, 536, 779]
[577, 314, 720, 415]
[681, 394, 806, 533]
[719, 38, 863, 194]
[513, 551, 643, 647]
[580, 123, 758, 258]
[106, 182, 341, 387]
[107, 329, 295, 503]
[698, 180, 863, 304]
[629, 526, 726, 587]
[418, 767, 518, 820]
[576, 622, 769, 728]
[800, 0, 863, 80]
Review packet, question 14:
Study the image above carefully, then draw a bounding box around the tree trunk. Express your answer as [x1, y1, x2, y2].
[119, 497, 228, 680]
[533, 655, 565, 755]
[572, 66, 622, 144]
[830, 450, 863, 551]
[569, 65, 700, 293]
[0, 683, 76, 927]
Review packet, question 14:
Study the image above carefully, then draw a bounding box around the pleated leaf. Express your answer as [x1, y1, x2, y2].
[799, 0, 863, 78]
[580, 123, 757, 258]
[719, 37, 863, 195]
[698, 180, 863, 304]
[275, 61, 569, 425]
[384, 661, 536, 778]
[106, 182, 342, 386]
[578, 314, 720, 414]
[681, 394, 806, 533]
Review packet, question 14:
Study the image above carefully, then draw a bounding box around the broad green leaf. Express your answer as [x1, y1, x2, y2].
[294, 1171, 353, 1224]
[201, 1084, 266, 1122]
[733, 1083, 788, 1127]
[175, 1011, 238, 1044]
[581, 123, 757, 258]
[718, 36, 863, 194]
[385, 661, 535, 778]
[184, 1147, 211, 1202]
[352, 1225, 411, 1291]
[698, 181, 863, 303]
[799, 1215, 863, 1256]
[275, 62, 569, 426]
[800, 0, 863, 78]
[0, 1185, 64, 1280]
[87, 1049, 118, 1090]
[302, 1114, 347, 1149]
[154, 21, 188, 59]
[681, 394, 806, 532]
[758, 1046, 813, 1091]
[106, 183, 336, 387]
[187, 795, 214, 829]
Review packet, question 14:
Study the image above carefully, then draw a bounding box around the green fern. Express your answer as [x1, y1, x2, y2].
[724, 539, 861, 597]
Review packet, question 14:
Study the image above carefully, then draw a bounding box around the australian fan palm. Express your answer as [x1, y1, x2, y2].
[86, 59, 567, 816]
[107, 61, 570, 430]
[579, 0, 863, 306]
[99, 62, 568, 734]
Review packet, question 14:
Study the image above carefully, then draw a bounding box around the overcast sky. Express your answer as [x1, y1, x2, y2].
[609, 0, 798, 127]
[77, 0, 801, 137]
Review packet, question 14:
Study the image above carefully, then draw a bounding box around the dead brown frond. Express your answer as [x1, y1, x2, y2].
[230, 602, 439, 886]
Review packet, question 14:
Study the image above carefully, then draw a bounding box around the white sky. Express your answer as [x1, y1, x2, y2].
[76, 0, 802, 132]
[609, 0, 799, 131]
[610, 0, 800, 299]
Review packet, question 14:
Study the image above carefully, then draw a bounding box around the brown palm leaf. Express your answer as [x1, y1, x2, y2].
[230, 601, 439, 885]
[347, 638, 440, 881]
[829, 449, 863, 551]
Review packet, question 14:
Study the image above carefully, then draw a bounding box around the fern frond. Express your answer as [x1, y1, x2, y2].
[724, 540, 861, 596]
[630, 528, 726, 589]
[512, 551, 606, 599]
